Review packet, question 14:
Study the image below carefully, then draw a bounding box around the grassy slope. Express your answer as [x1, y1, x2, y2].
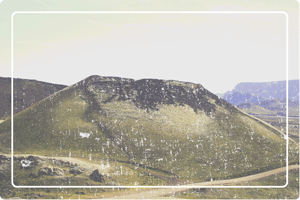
[237, 100, 299, 117]
[0, 77, 67, 120]
[0, 84, 128, 161]
[238, 103, 277, 115]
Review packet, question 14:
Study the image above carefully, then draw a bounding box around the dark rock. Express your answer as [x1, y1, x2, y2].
[0, 158, 9, 164]
[37, 193, 45, 197]
[0, 159, 10, 178]
[53, 167, 64, 176]
[0, 155, 8, 160]
[76, 191, 85, 195]
[38, 166, 64, 176]
[51, 159, 65, 166]
[38, 167, 52, 176]
[69, 167, 82, 175]
[18, 156, 25, 161]
[27, 156, 43, 166]
[89, 169, 104, 182]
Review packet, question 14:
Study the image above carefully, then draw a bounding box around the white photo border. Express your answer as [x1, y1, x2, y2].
[11, 11, 289, 189]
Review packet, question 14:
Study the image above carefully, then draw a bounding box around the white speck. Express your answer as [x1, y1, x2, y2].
[80, 132, 90, 138]
[20, 159, 31, 168]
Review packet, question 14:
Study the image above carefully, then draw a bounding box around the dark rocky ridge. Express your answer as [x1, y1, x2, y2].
[81, 75, 235, 115]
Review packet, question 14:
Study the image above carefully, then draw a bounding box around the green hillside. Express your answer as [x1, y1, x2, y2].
[0, 84, 127, 161]
[0, 75, 297, 186]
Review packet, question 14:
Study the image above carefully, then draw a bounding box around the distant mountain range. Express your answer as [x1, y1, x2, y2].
[222, 80, 299, 117]
[223, 80, 299, 104]
[0, 77, 67, 120]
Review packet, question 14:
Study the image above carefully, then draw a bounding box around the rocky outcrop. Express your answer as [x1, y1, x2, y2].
[38, 166, 64, 176]
[89, 169, 104, 182]
[19, 155, 45, 168]
[0, 155, 10, 179]
[69, 167, 83, 175]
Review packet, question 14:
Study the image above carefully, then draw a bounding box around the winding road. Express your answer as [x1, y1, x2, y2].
[106, 165, 299, 199]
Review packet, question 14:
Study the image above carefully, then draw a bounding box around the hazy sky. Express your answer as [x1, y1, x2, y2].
[0, 0, 298, 94]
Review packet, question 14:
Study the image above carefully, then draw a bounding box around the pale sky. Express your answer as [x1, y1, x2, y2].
[0, 0, 298, 94]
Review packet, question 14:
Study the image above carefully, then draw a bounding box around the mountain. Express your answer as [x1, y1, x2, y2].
[223, 80, 299, 105]
[0, 77, 67, 120]
[0, 75, 296, 186]
[222, 92, 267, 106]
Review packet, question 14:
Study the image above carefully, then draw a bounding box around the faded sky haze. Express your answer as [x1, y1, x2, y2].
[0, 0, 298, 94]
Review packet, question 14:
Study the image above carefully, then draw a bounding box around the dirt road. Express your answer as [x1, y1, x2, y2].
[106, 165, 299, 199]
[3, 154, 112, 174]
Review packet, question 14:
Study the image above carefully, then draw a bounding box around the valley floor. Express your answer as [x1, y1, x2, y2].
[1, 153, 299, 199]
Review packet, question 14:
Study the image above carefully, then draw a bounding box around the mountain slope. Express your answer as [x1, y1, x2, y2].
[236, 99, 299, 117]
[0, 75, 295, 185]
[0, 77, 67, 120]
